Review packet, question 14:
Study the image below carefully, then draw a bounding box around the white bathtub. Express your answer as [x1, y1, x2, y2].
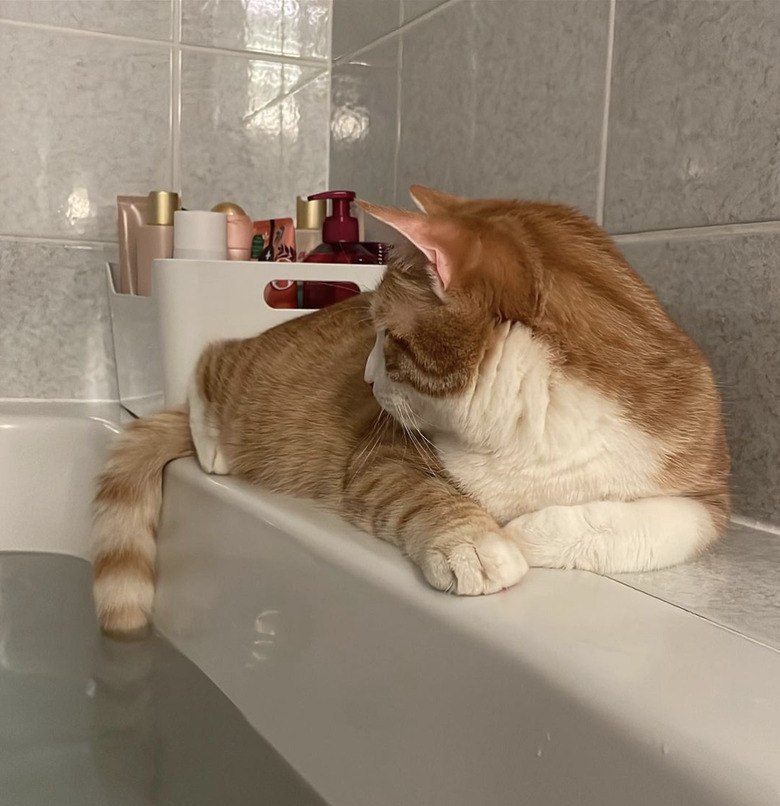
[4, 402, 780, 806]
[0, 401, 121, 557]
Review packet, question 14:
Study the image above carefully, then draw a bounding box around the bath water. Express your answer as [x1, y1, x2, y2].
[0, 553, 328, 806]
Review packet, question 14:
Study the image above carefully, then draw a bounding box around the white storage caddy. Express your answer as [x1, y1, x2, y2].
[152, 258, 386, 408]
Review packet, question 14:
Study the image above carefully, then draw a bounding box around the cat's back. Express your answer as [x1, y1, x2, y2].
[199, 293, 379, 498]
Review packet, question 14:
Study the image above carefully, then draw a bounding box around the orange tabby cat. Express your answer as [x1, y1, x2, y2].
[92, 186, 729, 633]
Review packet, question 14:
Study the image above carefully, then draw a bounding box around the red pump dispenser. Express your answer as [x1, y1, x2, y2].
[302, 190, 377, 308]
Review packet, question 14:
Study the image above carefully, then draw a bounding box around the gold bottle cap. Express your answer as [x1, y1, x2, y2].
[297, 196, 327, 230]
[211, 201, 248, 217]
[147, 191, 180, 225]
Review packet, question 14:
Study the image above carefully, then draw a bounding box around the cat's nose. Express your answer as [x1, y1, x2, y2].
[364, 331, 384, 385]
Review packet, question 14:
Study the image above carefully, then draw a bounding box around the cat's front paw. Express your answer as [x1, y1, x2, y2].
[419, 531, 529, 595]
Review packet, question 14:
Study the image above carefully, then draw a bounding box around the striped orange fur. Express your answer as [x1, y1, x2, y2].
[92, 409, 192, 634]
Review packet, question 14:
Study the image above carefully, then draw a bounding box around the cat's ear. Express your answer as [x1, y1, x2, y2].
[357, 200, 455, 297]
[408, 185, 466, 215]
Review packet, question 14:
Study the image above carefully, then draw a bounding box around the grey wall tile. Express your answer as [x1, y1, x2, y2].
[0, 0, 172, 40]
[616, 522, 780, 651]
[617, 228, 780, 524]
[181, 0, 330, 60]
[330, 38, 399, 205]
[402, 0, 448, 24]
[0, 240, 117, 400]
[282, 72, 332, 203]
[180, 52, 329, 220]
[606, 0, 780, 233]
[397, 0, 609, 216]
[0, 24, 171, 241]
[332, 0, 400, 59]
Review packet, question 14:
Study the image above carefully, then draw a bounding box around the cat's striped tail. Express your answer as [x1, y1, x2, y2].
[91, 408, 193, 635]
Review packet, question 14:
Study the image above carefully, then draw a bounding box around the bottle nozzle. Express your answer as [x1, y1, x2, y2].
[307, 190, 359, 243]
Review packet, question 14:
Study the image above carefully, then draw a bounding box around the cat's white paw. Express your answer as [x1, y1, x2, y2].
[192, 425, 230, 475]
[419, 531, 529, 595]
[188, 375, 230, 475]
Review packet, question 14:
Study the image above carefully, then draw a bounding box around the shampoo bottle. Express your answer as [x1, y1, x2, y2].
[302, 190, 378, 308]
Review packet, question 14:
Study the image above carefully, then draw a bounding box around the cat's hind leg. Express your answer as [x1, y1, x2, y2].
[187, 374, 230, 475]
[504, 497, 721, 574]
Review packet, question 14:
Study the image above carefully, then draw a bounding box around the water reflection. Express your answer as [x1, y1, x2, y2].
[0, 554, 326, 806]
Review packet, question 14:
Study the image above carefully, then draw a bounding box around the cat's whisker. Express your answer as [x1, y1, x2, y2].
[348, 411, 386, 483]
[395, 400, 437, 477]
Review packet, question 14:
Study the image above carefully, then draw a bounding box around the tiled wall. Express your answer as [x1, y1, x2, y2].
[330, 0, 780, 525]
[0, 0, 331, 400]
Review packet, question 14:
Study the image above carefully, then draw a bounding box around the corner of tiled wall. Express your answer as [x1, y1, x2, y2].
[0, 0, 332, 401]
[329, 0, 780, 525]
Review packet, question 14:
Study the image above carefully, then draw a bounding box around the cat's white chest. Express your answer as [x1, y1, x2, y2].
[430, 324, 661, 524]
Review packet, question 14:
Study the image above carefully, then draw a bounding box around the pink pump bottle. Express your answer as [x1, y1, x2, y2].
[302, 190, 378, 308]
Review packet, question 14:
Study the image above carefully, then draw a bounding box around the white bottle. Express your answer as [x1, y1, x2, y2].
[173, 211, 228, 260]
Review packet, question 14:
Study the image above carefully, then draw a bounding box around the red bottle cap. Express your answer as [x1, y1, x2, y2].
[308, 190, 359, 243]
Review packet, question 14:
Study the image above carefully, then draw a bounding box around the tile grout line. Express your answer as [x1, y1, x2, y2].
[324, 0, 335, 191]
[251, 69, 332, 114]
[0, 16, 328, 68]
[333, 0, 459, 66]
[612, 219, 780, 243]
[4, 215, 780, 251]
[0, 234, 116, 248]
[392, 33, 404, 205]
[731, 515, 780, 537]
[171, 0, 182, 193]
[595, 0, 616, 228]
[0, 397, 122, 404]
[608, 576, 780, 656]
[393, 0, 405, 202]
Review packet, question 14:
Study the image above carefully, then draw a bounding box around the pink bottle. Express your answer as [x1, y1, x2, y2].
[302, 190, 378, 308]
[212, 202, 253, 261]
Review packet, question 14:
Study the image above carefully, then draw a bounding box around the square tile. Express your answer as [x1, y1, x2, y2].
[181, 0, 330, 60]
[0, 0, 172, 40]
[332, 0, 399, 59]
[606, 0, 780, 233]
[618, 227, 780, 524]
[330, 38, 400, 206]
[180, 51, 329, 220]
[397, 0, 610, 216]
[0, 24, 171, 241]
[0, 239, 117, 400]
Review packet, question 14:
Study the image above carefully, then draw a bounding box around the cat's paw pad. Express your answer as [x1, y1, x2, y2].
[420, 532, 528, 596]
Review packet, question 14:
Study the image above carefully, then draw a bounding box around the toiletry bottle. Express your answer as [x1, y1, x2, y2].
[211, 201, 253, 261]
[117, 195, 149, 294]
[302, 190, 378, 308]
[136, 191, 179, 295]
[173, 210, 228, 260]
[252, 218, 296, 262]
[295, 196, 327, 260]
[263, 280, 298, 309]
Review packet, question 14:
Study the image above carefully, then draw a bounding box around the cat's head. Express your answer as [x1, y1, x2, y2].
[359, 186, 547, 438]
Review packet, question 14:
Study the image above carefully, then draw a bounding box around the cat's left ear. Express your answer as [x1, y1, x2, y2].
[356, 200, 455, 298]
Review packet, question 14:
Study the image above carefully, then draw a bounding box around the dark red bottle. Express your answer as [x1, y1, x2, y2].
[302, 190, 378, 309]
